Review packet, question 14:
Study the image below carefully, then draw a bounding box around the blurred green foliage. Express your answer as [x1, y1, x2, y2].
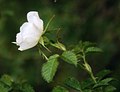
[0, 0, 120, 92]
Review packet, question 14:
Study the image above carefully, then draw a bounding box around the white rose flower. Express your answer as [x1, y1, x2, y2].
[13, 11, 43, 51]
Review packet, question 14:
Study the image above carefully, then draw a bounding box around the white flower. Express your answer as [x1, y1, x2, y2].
[13, 11, 43, 51]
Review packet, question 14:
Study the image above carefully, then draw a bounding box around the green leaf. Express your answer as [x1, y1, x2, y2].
[96, 70, 111, 81]
[82, 41, 96, 50]
[81, 78, 94, 89]
[65, 77, 81, 91]
[42, 54, 59, 83]
[0, 83, 9, 92]
[20, 84, 35, 92]
[52, 86, 69, 92]
[93, 78, 113, 88]
[83, 89, 92, 92]
[51, 41, 66, 51]
[72, 41, 94, 54]
[0, 75, 13, 86]
[104, 86, 116, 92]
[61, 51, 78, 66]
[85, 47, 102, 53]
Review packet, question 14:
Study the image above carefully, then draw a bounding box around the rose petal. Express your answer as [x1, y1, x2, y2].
[27, 11, 43, 31]
[16, 33, 23, 45]
[13, 11, 44, 51]
[18, 37, 38, 51]
[18, 22, 41, 50]
[20, 22, 41, 39]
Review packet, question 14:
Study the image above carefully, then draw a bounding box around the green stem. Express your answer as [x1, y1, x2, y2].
[82, 53, 97, 84]
[90, 72, 97, 84]
[38, 45, 48, 60]
[42, 15, 55, 35]
[80, 89, 83, 92]
[38, 48, 48, 60]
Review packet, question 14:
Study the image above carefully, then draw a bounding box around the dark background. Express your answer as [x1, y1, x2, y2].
[0, 0, 120, 92]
